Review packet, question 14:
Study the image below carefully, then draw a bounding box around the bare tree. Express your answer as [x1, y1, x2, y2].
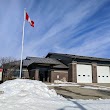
[0, 57, 17, 67]
[0, 57, 18, 81]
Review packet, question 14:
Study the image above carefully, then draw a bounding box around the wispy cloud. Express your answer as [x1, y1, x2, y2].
[0, 0, 110, 59]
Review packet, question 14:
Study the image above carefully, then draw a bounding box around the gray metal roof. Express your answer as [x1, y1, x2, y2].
[23, 57, 62, 66]
[46, 52, 110, 62]
[3, 57, 68, 69]
[53, 63, 68, 69]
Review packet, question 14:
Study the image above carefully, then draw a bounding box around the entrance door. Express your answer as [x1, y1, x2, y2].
[39, 70, 49, 82]
[39, 71, 44, 81]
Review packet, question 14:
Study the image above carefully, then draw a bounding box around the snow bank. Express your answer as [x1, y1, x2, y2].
[0, 79, 110, 110]
[0, 79, 60, 98]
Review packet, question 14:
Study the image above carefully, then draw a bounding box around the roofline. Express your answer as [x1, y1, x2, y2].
[46, 52, 110, 62]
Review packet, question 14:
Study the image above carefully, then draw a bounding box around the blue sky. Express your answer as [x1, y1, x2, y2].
[0, 0, 110, 59]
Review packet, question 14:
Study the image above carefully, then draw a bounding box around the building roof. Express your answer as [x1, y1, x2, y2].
[53, 63, 68, 69]
[3, 56, 68, 69]
[23, 57, 67, 68]
[23, 57, 61, 66]
[46, 52, 110, 62]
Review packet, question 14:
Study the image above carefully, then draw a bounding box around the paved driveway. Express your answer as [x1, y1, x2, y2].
[48, 84, 110, 99]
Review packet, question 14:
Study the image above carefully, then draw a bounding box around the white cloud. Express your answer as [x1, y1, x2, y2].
[0, 0, 110, 59]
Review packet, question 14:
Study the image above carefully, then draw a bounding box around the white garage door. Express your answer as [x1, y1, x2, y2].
[77, 64, 92, 83]
[97, 66, 110, 83]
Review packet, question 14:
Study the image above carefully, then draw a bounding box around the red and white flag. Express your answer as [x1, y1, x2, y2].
[25, 12, 34, 27]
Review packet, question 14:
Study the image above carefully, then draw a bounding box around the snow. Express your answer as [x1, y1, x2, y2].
[0, 79, 58, 98]
[0, 79, 110, 110]
[81, 86, 110, 91]
[48, 82, 80, 87]
[48, 82, 110, 91]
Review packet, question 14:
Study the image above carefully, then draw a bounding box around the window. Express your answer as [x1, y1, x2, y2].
[78, 75, 81, 76]
[83, 75, 85, 76]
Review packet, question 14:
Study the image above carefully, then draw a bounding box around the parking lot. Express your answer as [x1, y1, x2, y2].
[48, 83, 110, 99]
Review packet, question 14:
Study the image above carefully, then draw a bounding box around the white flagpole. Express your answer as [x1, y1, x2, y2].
[20, 9, 26, 78]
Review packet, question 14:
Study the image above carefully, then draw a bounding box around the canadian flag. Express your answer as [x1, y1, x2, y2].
[25, 12, 34, 27]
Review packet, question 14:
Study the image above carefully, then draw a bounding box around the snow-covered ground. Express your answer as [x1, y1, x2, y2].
[0, 79, 110, 110]
[48, 82, 110, 91]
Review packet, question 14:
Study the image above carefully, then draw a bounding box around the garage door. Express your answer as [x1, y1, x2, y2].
[77, 64, 92, 83]
[97, 66, 110, 83]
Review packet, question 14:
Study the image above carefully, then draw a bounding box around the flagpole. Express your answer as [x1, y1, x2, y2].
[20, 9, 26, 78]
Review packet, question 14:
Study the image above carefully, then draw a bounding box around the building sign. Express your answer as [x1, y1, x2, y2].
[0, 69, 3, 81]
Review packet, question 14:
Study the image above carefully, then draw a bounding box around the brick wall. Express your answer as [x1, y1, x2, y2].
[68, 63, 77, 82]
[50, 70, 68, 83]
